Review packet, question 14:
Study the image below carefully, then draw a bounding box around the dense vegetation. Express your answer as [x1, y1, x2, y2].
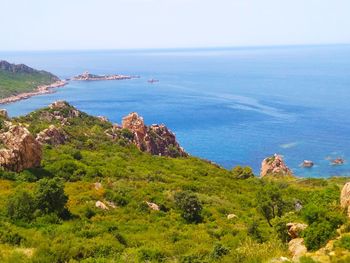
[0, 103, 349, 262]
[0, 61, 58, 99]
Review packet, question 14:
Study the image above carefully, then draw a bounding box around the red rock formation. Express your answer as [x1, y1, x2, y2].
[122, 112, 187, 157]
[36, 125, 68, 146]
[260, 154, 293, 177]
[0, 124, 42, 172]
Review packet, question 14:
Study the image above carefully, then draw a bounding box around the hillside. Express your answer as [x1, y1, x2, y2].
[0, 102, 349, 262]
[0, 60, 59, 99]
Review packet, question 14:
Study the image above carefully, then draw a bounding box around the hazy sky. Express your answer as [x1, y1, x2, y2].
[1, 0, 350, 50]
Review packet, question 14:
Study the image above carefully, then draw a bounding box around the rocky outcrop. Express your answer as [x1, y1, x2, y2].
[260, 154, 293, 177]
[341, 182, 350, 217]
[0, 125, 42, 172]
[288, 238, 307, 261]
[0, 109, 8, 119]
[37, 101, 80, 125]
[36, 125, 68, 146]
[122, 112, 187, 157]
[287, 223, 308, 239]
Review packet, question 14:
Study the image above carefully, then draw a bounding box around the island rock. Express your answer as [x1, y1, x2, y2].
[122, 112, 187, 157]
[260, 154, 293, 177]
[0, 124, 42, 172]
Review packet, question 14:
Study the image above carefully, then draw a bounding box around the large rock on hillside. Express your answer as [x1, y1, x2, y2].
[0, 109, 8, 119]
[0, 125, 42, 172]
[260, 154, 293, 177]
[36, 125, 68, 146]
[288, 238, 307, 261]
[122, 112, 187, 157]
[287, 222, 308, 239]
[341, 182, 350, 217]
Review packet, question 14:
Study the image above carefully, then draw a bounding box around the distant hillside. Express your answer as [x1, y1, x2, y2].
[0, 60, 59, 99]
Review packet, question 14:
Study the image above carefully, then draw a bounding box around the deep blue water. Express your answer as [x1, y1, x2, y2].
[1, 45, 350, 177]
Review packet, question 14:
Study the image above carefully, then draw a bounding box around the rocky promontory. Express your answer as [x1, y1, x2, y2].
[0, 60, 67, 104]
[122, 112, 187, 157]
[260, 154, 293, 177]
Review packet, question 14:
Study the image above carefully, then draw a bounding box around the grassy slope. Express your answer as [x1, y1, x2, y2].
[0, 104, 348, 262]
[0, 70, 58, 99]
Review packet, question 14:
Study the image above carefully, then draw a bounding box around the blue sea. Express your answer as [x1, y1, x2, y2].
[1, 45, 350, 177]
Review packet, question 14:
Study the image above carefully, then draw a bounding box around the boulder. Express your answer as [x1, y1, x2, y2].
[122, 112, 187, 157]
[287, 223, 308, 239]
[95, 201, 108, 210]
[0, 109, 8, 119]
[227, 214, 237, 220]
[93, 182, 103, 190]
[146, 201, 160, 211]
[97, 116, 109, 122]
[36, 125, 68, 146]
[0, 125, 42, 172]
[288, 238, 307, 261]
[341, 182, 350, 217]
[261, 154, 293, 177]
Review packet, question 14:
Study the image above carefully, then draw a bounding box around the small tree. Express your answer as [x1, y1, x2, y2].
[34, 178, 68, 216]
[7, 190, 36, 222]
[256, 184, 285, 227]
[174, 191, 202, 223]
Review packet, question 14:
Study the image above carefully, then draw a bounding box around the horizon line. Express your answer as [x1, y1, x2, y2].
[0, 42, 349, 53]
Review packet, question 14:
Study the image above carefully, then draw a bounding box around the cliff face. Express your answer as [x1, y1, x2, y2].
[0, 124, 42, 172]
[260, 154, 293, 177]
[122, 112, 187, 157]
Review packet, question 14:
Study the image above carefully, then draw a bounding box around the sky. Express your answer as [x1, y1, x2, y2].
[1, 0, 350, 51]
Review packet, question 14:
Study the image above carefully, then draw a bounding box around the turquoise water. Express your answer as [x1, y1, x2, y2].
[1, 45, 350, 177]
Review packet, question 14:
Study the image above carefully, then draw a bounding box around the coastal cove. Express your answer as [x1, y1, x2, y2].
[1, 45, 350, 177]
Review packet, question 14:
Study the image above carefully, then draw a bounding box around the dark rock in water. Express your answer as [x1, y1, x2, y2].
[301, 160, 314, 168]
[122, 112, 187, 157]
[331, 158, 344, 165]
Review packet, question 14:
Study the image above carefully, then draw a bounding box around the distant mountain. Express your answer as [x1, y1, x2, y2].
[0, 60, 60, 99]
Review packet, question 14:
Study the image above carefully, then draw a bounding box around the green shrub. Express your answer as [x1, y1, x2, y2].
[174, 191, 202, 223]
[335, 235, 350, 250]
[303, 221, 336, 251]
[7, 190, 36, 222]
[231, 166, 254, 179]
[34, 178, 69, 217]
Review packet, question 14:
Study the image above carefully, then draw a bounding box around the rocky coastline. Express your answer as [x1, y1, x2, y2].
[0, 80, 67, 105]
